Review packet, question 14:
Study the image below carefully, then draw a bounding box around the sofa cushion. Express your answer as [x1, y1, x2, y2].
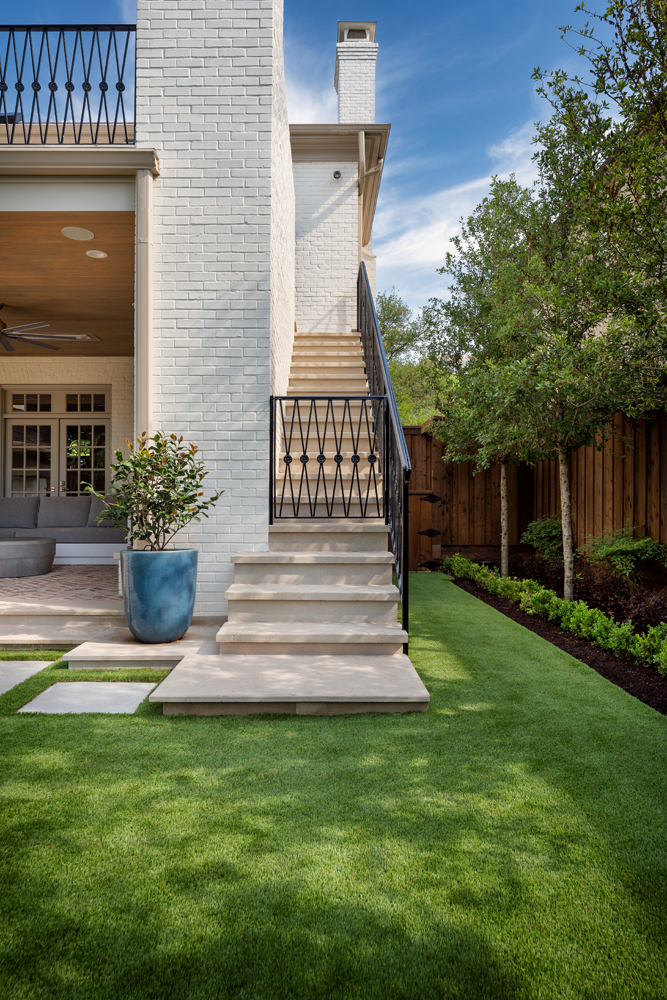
[0, 497, 39, 528]
[0, 528, 17, 537]
[87, 496, 117, 528]
[37, 496, 91, 528]
[16, 527, 127, 543]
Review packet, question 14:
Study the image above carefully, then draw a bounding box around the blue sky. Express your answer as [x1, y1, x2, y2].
[1, 0, 592, 308]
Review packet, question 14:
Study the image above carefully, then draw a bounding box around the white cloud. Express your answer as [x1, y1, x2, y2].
[286, 75, 337, 124]
[116, 0, 137, 21]
[374, 120, 540, 309]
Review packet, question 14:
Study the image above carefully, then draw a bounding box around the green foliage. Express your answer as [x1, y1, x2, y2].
[375, 288, 420, 361]
[521, 513, 564, 564]
[89, 431, 223, 551]
[389, 358, 442, 425]
[444, 553, 667, 672]
[578, 523, 667, 588]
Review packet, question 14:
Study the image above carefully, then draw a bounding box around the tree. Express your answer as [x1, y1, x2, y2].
[427, 177, 541, 576]
[375, 289, 420, 360]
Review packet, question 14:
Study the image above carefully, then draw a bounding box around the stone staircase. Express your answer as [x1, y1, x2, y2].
[149, 520, 427, 715]
[69, 329, 427, 716]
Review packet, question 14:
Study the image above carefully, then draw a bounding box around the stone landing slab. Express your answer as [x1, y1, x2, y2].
[62, 626, 218, 669]
[149, 651, 430, 716]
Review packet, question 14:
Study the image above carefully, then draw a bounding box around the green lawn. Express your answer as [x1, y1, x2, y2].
[1, 575, 666, 999]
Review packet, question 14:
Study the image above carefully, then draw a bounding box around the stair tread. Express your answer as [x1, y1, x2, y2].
[149, 652, 428, 704]
[232, 552, 393, 564]
[217, 622, 407, 642]
[225, 583, 399, 600]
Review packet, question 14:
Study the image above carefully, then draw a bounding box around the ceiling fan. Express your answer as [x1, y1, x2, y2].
[0, 308, 100, 352]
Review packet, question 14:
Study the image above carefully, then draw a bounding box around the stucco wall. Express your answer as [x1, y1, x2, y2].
[270, 1, 296, 397]
[293, 161, 358, 333]
[136, 0, 277, 616]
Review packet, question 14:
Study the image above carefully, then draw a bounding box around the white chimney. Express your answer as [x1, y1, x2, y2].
[334, 21, 378, 124]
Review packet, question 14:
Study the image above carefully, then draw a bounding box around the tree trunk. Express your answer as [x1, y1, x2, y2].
[500, 461, 509, 577]
[558, 451, 574, 600]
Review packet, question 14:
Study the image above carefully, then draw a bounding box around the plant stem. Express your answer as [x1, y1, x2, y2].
[500, 461, 509, 578]
[559, 450, 574, 600]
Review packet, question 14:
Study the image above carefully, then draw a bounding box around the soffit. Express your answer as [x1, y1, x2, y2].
[0, 211, 134, 357]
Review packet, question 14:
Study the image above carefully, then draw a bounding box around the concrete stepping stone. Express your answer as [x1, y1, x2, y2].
[18, 681, 156, 714]
[0, 661, 53, 696]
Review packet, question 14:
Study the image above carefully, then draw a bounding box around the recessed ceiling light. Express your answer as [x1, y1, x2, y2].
[62, 226, 95, 241]
[86, 250, 108, 259]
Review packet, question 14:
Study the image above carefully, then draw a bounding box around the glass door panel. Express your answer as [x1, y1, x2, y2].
[60, 421, 109, 496]
[5, 420, 57, 497]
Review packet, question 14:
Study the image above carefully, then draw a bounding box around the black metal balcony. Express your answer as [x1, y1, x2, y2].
[0, 24, 135, 145]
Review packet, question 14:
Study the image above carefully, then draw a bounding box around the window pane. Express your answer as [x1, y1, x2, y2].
[80, 472, 92, 491]
[39, 474, 51, 492]
[93, 448, 105, 469]
[12, 449, 23, 469]
[39, 426, 51, 447]
[26, 394, 38, 412]
[12, 426, 24, 444]
[25, 450, 37, 469]
[39, 450, 51, 468]
[80, 394, 91, 412]
[26, 426, 37, 445]
[11, 473, 23, 493]
[93, 394, 105, 412]
[66, 394, 78, 412]
[93, 426, 106, 447]
[25, 475, 37, 493]
[39, 394, 51, 412]
[66, 471, 78, 493]
[93, 470, 105, 492]
[12, 394, 24, 412]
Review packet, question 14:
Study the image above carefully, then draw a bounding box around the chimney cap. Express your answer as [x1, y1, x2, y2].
[337, 21, 377, 43]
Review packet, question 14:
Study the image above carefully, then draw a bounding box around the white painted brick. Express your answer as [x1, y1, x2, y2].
[136, 0, 287, 616]
[293, 162, 358, 333]
[335, 41, 378, 124]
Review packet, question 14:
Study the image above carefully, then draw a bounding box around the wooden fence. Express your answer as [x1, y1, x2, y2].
[404, 412, 667, 571]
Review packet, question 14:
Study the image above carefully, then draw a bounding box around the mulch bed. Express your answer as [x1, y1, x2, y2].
[455, 578, 667, 716]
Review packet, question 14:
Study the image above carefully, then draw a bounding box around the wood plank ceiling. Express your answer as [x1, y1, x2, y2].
[0, 211, 134, 356]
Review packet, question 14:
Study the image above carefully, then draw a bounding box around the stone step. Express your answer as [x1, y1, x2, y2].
[269, 521, 389, 552]
[62, 626, 217, 669]
[148, 650, 428, 716]
[224, 583, 399, 623]
[216, 620, 407, 655]
[231, 551, 393, 586]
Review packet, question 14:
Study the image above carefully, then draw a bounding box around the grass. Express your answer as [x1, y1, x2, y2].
[1, 574, 666, 999]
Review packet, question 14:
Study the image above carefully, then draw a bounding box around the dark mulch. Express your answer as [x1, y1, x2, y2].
[455, 578, 667, 716]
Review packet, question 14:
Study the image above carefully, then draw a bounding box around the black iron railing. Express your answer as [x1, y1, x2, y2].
[0, 25, 135, 144]
[357, 262, 411, 635]
[270, 396, 387, 519]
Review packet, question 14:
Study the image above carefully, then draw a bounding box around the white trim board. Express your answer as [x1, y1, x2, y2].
[54, 543, 125, 567]
[0, 178, 135, 211]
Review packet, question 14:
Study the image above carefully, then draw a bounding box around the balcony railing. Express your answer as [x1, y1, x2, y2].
[0, 24, 135, 145]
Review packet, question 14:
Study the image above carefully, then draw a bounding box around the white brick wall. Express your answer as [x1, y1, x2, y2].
[136, 0, 279, 616]
[335, 41, 378, 124]
[270, 1, 295, 396]
[0, 357, 133, 457]
[294, 162, 358, 333]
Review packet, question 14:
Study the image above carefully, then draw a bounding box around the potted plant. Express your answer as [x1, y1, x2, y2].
[88, 432, 223, 644]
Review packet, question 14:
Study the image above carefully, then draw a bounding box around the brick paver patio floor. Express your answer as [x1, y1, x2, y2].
[0, 566, 122, 603]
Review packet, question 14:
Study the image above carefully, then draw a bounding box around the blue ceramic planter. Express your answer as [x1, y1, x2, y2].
[121, 548, 198, 644]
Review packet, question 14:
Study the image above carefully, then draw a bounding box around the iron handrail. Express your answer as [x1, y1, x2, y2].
[357, 262, 411, 639]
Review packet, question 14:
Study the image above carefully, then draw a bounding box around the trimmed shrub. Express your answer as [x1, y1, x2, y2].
[445, 554, 667, 673]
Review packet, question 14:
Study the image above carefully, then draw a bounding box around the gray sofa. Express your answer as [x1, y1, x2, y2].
[0, 496, 127, 544]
